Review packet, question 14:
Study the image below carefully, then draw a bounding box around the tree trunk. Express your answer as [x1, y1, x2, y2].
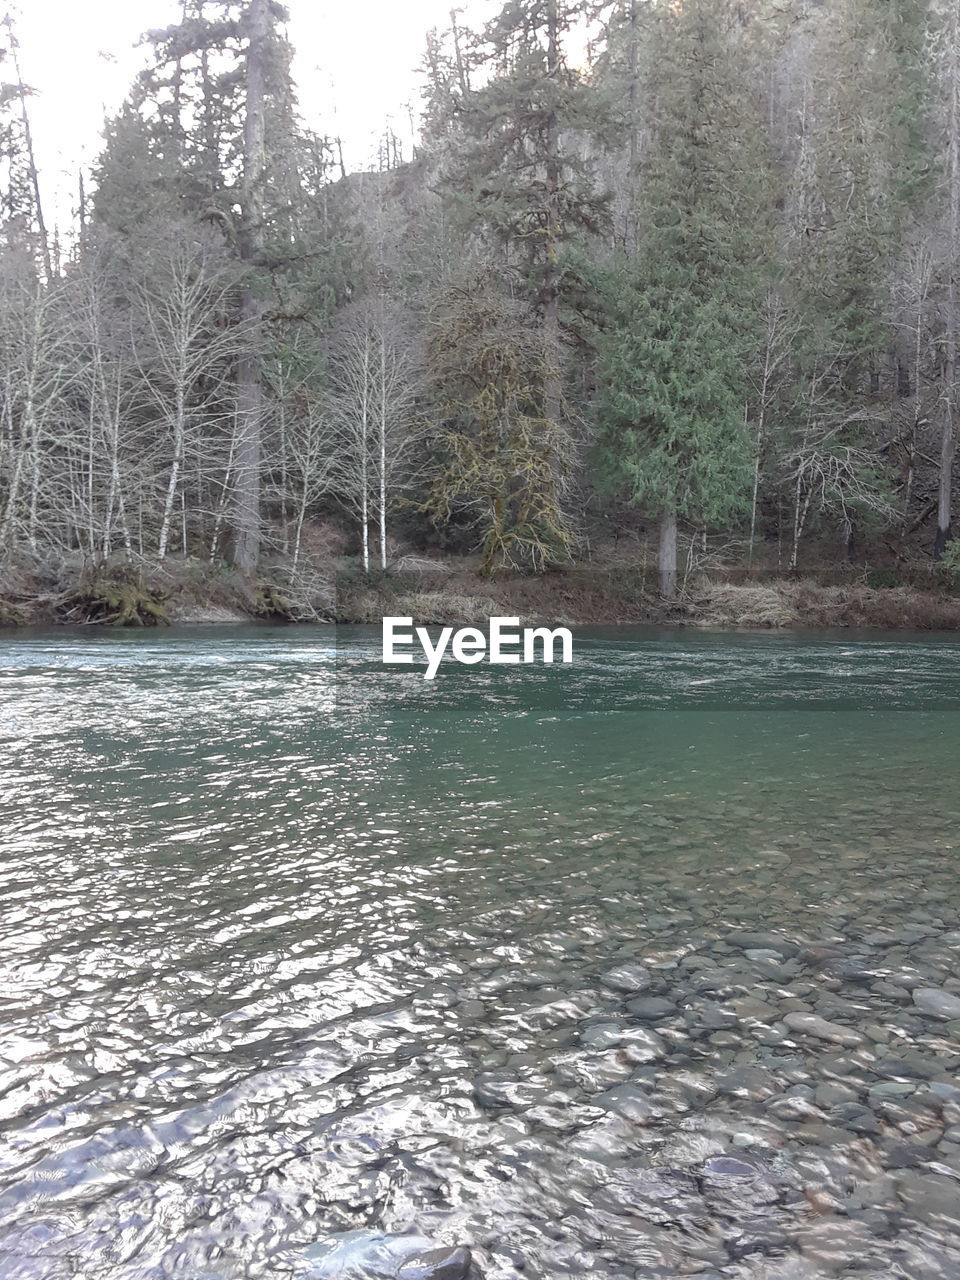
[936, 1, 959, 559]
[379, 323, 388, 570]
[231, 0, 269, 573]
[158, 388, 185, 560]
[659, 508, 677, 600]
[625, 0, 639, 255]
[543, 0, 562, 425]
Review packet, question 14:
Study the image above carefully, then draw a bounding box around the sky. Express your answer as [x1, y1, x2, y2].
[12, 0, 494, 235]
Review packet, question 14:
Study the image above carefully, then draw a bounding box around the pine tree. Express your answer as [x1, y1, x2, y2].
[596, 0, 772, 596]
[0, 13, 50, 274]
[448, 2, 610, 403]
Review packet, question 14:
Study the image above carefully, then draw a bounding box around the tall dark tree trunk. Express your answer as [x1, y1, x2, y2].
[625, 0, 640, 255]
[659, 508, 677, 599]
[936, 1, 959, 560]
[232, 0, 269, 573]
[543, 0, 562, 425]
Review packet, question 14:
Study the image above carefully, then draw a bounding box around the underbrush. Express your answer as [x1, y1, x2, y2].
[689, 578, 960, 630]
[58, 568, 169, 626]
[0, 549, 334, 627]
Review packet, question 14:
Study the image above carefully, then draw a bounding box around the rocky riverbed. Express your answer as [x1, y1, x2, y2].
[6, 842, 960, 1280]
[312, 848, 960, 1280]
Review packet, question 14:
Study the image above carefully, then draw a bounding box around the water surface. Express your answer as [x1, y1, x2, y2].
[1, 626, 960, 1279]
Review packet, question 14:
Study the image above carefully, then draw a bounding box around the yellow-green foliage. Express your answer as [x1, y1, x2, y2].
[422, 276, 574, 577]
[0, 598, 27, 627]
[253, 584, 294, 619]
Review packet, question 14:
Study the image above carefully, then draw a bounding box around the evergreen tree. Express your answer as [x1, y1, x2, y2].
[596, 0, 772, 596]
[448, 2, 610, 391]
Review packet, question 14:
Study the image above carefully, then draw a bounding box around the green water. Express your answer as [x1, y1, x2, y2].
[1, 625, 959, 1280]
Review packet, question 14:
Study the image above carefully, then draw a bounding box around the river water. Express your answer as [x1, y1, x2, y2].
[1, 625, 960, 1280]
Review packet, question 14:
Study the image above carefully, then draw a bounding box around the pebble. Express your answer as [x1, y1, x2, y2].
[624, 997, 675, 1021]
[580, 1021, 624, 1049]
[731, 997, 781, 1023]
[782, 1012, 865, 1047]
[600, 963, 652, 994]
[725, 931, 799, 957]
[594, 1083, 662, 1125]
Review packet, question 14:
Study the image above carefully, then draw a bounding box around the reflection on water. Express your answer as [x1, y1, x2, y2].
[1, 625, 960, 1279]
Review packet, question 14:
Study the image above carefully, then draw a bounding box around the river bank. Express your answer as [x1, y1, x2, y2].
[335, 566, 960, 631]
[1, 551, 959, 631]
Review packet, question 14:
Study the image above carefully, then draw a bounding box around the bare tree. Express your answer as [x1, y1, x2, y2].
[327, 298, 422, 571]
[0, 253, 68, 551]
[265, 347, 338, 572]
[784, 401, 895, 570]
[747, 290, 799, 563]
[891, 240, 936, 522]
[130, 223, 240, 560]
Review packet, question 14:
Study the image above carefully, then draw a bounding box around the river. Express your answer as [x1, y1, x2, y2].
[1, 625, 960, 1279]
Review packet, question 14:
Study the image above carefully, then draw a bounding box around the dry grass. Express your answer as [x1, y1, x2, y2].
[392, 591, 502, 625]
[785, 580, 960, 630]
[692, 583, 795, 628]
[334, 585, 502, 626]
[689, 578, 960, 630]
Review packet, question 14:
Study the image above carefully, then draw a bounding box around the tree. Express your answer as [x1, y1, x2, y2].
[777, 0, 935, 558]
[231, 0, 269, 572]
[327, 298, 422, 572]
[935, 0, 959, 557]
[0, 13, 51, 278]
[596, 0, 771, 597]
[0, 249, 67, 551]
[448, 1, 610, 413]
[423, 272, 574, 575]
[93, 0, 337, 572]
[129, 222, 241, 560]
[598, 260, 754, 597]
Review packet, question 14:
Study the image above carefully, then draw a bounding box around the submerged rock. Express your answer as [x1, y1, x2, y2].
[600, 963, 652, 994]
[625, 996, 676, 1021]
[912, 987, 960, 1020]
[295, 1231, 434, 1277]
[594, 1082, 662, 1124]
[396, 1246, 474, 1280]
[702, 1156, 763, 1178]
[725, 931, 799, 957]
[783, 1012, 865, 1047]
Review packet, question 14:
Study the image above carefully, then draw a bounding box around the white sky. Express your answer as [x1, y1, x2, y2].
[12, 0, 495, 236]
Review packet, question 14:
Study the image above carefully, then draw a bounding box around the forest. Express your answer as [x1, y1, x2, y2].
[1, 0, 959, 627]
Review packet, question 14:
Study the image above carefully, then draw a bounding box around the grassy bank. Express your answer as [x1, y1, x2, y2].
[335, 564, 960, 631]
[1, 548, 959, 631]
